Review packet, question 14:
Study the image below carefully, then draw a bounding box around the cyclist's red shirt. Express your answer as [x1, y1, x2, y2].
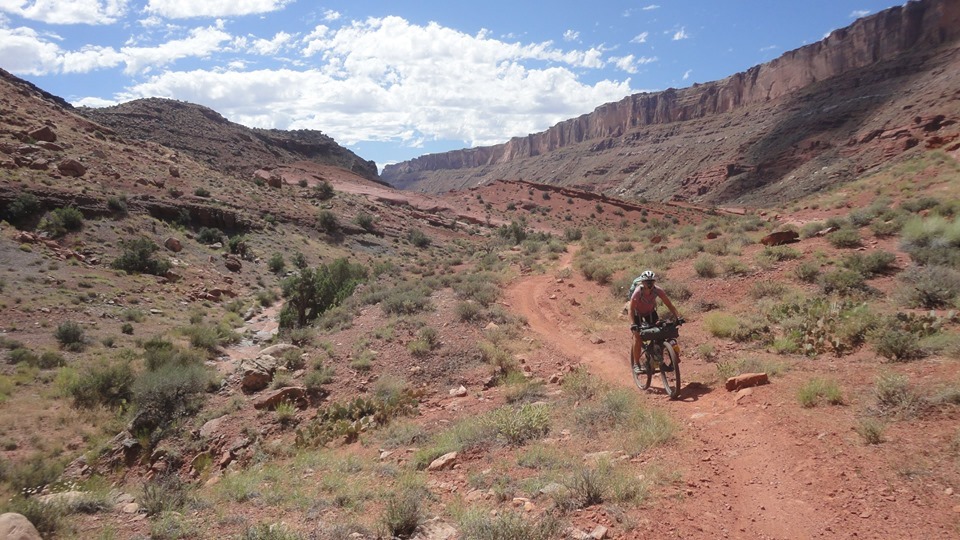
[630, 284, 668, 316]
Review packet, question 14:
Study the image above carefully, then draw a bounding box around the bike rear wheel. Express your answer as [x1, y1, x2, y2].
[659, 341, 681, 400]
[630, 346, 652, 390]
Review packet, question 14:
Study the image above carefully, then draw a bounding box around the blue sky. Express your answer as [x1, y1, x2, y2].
[0, 1, 905, 169]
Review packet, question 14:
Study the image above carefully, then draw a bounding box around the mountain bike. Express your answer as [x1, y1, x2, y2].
[630, 318, 684, 399]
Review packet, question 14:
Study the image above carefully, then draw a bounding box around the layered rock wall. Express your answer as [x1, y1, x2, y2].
[383, 0, 960, 191]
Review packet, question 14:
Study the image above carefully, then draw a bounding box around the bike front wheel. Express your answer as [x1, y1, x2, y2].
[659, 342, 681, 400]
[630, 346, 652, 390]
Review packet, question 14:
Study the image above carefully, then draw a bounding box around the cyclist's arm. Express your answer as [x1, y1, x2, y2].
[658, 289, 681, 320]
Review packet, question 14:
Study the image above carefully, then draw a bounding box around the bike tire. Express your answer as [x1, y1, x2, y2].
[630, 346, 652, 390]
[659, 341, 681, 400]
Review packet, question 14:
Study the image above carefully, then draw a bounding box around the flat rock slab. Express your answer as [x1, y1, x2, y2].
[725, 372, 769, 391]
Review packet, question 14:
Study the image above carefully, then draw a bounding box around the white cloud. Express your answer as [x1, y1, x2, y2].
[672, 27, 689, 40]
[144, 0, 292, 19]
[323, 9, 340, 21]
[682, 69, 692, 80]
[0, 25, 62, 74]
[62, 44, 125, 72]
[611, 54, 657, 73]
[108, 15, 634, 151]
[642, 5, 660, 10]
[0, 0, 129, 25]
[562, 29, 579, 42]
[122, 25, 232, 74]
[247, 30, 294, 55]
[850, 9, 871, 18]
[760, 44, 777, 52]
[630, 31, 648, 44]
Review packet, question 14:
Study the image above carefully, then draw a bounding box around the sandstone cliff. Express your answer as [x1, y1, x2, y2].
[78, 98, 381, 183]
[382, 0, 960, 205]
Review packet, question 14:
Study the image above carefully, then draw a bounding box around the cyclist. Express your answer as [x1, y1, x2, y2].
[629, 270, 681, 373]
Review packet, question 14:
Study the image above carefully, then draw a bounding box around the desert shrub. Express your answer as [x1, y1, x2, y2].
[381, 488, 424, 539]
[8, 347, 37, 365]
[35, 351, 65, 369]
[826, 228, 861, 248]
[3, 193, 41, 226]
[455, 301, 482, 321]
[797, 378, 844, 407]
[578, 259, 614, 284]
[869, 328, 923, 362]
[453, 272, 501, 306]
[381, 283, 433, 315]
[407, 228, 431, 248]
[872, 372, 923, 417]
[279, 259, 367, 328]
[703, 312, 765, 342]
[749, 281, 786, 300]
[39, 207, 84, 237]
[564, 227, 583, 241]
[182, 321, 240, 353]
[107, 195, 127, 214]
[354, 211, 376, 231]
[196, 227, 222, 245]
[112, 237, 171, 276]
[793, 261, 820, 283]
[458, 509, 560, 540]
[140, 474, 187, 516]
[900, 215, 960, 267]
[67, 359, 134, 408]
[487, 404, 551, 446]
[131, 363, 211, 434]
[799, 221, 826, 239]
[268, 253, 286, 274]
[121, 308, 146, 322]
[693, 255, 717, 278]
[723, 258, 751, 276]
[856, 418, 885, 444]
[193, 187, 210, 197]
[660, 280, 692, 302]
[895, 264, 960, 308]
[756, 246, 801, 268]
[1, 496, 66, 537]
[841, 251, 896, 276]
[54, 320, 86, 351]
[818, 268, 867, 295]
[901, 196, 940, 214]
[770, 298, 877, 357]
[497, 220, 528, 245]
[313, 180, 335, 200]
[143, 338, 203, 371]
[317, 210, 339, 233]
[715, 357, 788, 381]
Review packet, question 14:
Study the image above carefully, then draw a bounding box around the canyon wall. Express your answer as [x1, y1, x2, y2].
[382, 0, 960, 204]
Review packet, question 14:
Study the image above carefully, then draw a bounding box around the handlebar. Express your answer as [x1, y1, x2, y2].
[631, 317, 684, 332]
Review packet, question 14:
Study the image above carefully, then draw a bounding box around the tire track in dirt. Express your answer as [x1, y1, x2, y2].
[505, 253, 824, 539]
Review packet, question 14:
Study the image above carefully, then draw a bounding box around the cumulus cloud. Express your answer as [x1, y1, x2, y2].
[630, 31, 648, 44]
[122, 25, 232, 73]
[323, 9, 339, 21]
[144, 0, 292, 19]
[109, 16, 634, 150]
[0, 0, 129, 25]
[672, 27, 689, 40]
[610, 54, 657, 73]
[0, 25, 62, 74]
[563, 29, 579, 42]
[246, 30, 294, 55]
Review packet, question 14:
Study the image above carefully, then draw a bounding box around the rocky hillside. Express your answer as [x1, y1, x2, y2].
[382, 0, 960, 206]
[77, 98, 380, 183]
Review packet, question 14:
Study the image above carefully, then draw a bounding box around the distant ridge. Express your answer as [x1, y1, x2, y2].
[382, 0, 960, 206]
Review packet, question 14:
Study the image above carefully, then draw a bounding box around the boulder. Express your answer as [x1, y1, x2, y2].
[427, 451, 458, 471]
[57, 158, 86, 177]
[164, 237, 183, 252]
[199, 415, 227, 439]
[759, 230, 799, 246]
[28, 126, 57, 143]
[224, 256, 242, 272]
[725, 372, 769, 391]
[168, 165, 180, 178]
[239, 356, 278, 392]
[258, 343, 301, 358]
[253, 386, 307, 410]
[0, 513, 42, 540]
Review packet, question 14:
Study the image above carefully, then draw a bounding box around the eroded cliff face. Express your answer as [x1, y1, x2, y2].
[383, 0, 960, 205]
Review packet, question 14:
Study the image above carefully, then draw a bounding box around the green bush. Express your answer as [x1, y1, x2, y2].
[279, 259, 367, 328]
[458, 509, 560, 540]
[455, 301, 482, 321]
[453, 272, 500, 306]
[354, 212, 376, 231]
[68, 360, 134, 408]
[140, 474, 187, 516]
[869, 328, 923, 362]
[842, 251, 896, 276]
[693, 255, 718, 278]
[407, 228, 431, 248]
[39, 207, 84, 237]
[826, 228, 861, 248]
[900, 215, 960, 267]
[380, 283, 433, 315]
[54, 321, 86, 351]
[1, 496, 66, 537]
[36, 351, 65, 369]
[130, 363, 211, 433]
[196, 227, 222, 245]
[317, 210, 339, 233]
[819, 268, 867, 295]
[872, 372, 923, 417]
[797, 378, 844, 407]
[268, 253, 286, 274]
[856, 418, 885, 444]
[704, 312, 765, 342]
[112, 237, 171, 276]
[107, 195, 128, 214]
[194, 187, 210, 197]
[381, 488, 424, 539]
[895, 265, 960, 308]
[2, 193, 41, 226]
[313, 180, 335, 200]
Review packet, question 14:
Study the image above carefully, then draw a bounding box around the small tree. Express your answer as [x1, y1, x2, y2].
[112, 237, 171, 276]
[280, 259, 367, 328]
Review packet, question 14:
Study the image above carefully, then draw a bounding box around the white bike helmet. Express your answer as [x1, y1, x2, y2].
[639, 270, 657, 282]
